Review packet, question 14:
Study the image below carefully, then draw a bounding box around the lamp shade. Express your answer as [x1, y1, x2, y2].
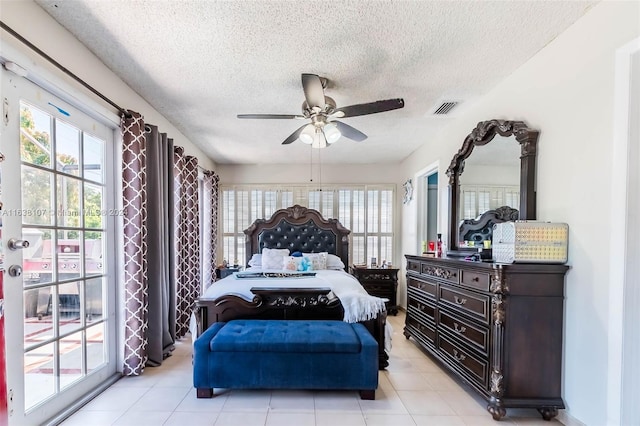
[299, 124, 315, 144]
[324, 123, 341, 144]
[311, 132, 327, 149]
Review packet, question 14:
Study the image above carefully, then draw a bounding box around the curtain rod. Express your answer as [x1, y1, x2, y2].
[0, 21, 131, 118]
[198, 165, 215, 176]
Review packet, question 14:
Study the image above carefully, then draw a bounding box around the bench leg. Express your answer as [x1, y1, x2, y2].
[359, 390, 375, 400]
[196, 388, 214, 398]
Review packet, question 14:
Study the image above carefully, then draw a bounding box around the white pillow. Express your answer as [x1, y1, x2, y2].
[302, 252, 328, 270]
[248, 253, 262, 268]
[326, 253, 346, 270]
[282, 256, 303, 271]
[261, 248, 290, 269]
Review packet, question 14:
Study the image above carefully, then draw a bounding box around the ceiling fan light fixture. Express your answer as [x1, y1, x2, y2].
[299, 124, 315, 144]
[239, 74, 403, 147]
[311, 131, 327, 149]
[324, 123, 341, 144]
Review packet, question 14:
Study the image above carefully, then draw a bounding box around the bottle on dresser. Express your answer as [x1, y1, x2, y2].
[436, 233, 443, 258]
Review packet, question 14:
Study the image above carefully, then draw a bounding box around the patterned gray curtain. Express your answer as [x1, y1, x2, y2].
[202, 171, 219, 289]
[173, 147, 200, 338]
[121, 113, 177, 374]
[121, 111, 148, 376]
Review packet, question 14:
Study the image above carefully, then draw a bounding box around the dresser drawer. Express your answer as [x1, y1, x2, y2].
[405, 315, 436, 347]
[407, 259, 422, 274]
[438, 310, 489, 355]
[355, 270, 398, 282]
[407, 276, 437, 300]
[439, 335, 488, 389]
[407, 291, 436, 322]
[362, 283, 395, 298]
[439, 284, 491, 324]
[421, 263, 459, 284]
[460, 270, 491, 292]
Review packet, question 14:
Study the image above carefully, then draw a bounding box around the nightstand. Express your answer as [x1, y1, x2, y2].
[349, 265, 399, 315]
[215, 267, 240, 280]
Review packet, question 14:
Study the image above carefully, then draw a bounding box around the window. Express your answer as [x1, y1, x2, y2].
[18, 99, 115, 411]
[460, 184, 519, 219]
[220, 184, 395, 267]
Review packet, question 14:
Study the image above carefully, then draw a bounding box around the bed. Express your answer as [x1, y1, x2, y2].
[194, 205, 390, 369]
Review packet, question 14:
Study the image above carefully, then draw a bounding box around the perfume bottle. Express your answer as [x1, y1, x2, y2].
[436, 233, 443, 258]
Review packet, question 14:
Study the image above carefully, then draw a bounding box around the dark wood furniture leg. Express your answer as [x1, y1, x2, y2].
[359, 390, 375, 400]
[196, 388, 213, 398]
[538, 407, 559, 421]
[488, 399, 507, 421]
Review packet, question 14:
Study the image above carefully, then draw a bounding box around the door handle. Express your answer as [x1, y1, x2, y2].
[8, 265, 22, 277]
[8, 238, 30, 250]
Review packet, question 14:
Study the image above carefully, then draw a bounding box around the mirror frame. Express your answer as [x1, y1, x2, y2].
[445, 119, 539, 256]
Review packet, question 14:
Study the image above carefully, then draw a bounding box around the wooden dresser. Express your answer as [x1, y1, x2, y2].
[404, 254, 569, 421]
[350, 265, 399, 315]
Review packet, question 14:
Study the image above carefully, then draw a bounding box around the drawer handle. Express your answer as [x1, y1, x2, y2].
[472, 277, 479, 282]
[453, 349, 466, 362]
[453, 323, 467, 333]
[454, 296, 467, 305]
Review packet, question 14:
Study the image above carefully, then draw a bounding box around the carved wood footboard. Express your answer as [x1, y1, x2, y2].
[195, 287, 389, 369]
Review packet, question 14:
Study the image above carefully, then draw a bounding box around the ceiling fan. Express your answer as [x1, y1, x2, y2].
[237, 73, 405, 148]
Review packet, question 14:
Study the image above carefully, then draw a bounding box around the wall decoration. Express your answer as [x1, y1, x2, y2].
[403, 178, 413, 205]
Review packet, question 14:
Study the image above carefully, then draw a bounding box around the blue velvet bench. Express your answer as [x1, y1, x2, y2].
[193, 319, 378, 400]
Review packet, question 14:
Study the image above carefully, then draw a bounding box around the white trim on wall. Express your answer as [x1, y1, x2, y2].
[607, 36, 640, 426]
[414, 161, 440, 254]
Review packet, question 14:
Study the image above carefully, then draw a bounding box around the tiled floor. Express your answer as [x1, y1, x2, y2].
[61, 312, 564, 426]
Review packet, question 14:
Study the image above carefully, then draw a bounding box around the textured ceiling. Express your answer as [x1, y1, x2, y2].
[35, 0, 596, 165]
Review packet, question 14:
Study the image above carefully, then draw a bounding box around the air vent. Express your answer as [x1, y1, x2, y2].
[431, 100, 459, 115]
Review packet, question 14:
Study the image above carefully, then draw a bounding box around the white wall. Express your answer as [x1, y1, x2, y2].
[0, 0, 215, 170]
[460, 164, 520, 187]
[398, 2, 639, 425]
[218, 163, 403, 184]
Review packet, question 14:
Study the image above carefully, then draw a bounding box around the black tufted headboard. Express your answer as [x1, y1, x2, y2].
[458, 206, 519, 244]
[243, 205, 351, 270]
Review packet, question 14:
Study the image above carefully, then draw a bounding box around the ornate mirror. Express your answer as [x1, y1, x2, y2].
[446, 119, 539, 256]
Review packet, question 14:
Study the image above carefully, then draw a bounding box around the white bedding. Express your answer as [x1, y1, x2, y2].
[190, 268, 393, 352]
[202, 269, 386, 323]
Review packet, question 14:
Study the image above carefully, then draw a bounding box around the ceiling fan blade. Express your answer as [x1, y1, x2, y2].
[282, 123, 309, 145]
[301, 74, 325, 109]
[333, 98, 404, 118]
[237, 114, 305, 119]
[334, 121, 367, 142]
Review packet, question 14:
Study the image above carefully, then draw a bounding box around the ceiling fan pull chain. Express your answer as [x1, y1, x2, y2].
[318, 145, 322, 191]
[309, 144, 313, 183]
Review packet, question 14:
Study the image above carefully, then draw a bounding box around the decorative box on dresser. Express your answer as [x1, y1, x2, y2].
[404, 254, 569, 421]
[350, 265, 399, 315]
